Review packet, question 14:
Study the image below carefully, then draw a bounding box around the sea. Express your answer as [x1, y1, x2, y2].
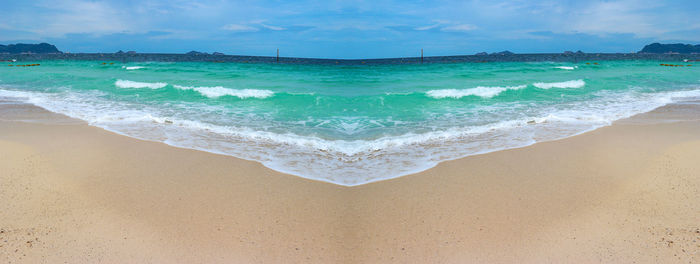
[1, 58, 699, 185]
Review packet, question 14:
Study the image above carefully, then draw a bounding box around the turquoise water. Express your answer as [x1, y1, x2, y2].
[1, 60, 699, 185]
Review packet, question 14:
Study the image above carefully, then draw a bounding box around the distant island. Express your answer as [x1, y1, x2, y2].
[639, 43, 700, 54]
[0, 43, 61, 54]
[4, 42, 700, 56]
[2, 42, 700, 64]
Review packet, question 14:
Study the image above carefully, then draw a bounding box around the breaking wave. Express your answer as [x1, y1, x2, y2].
[173, 85, 274, 99]
[122, 66, 145, 70]
[426, 85, 527, 99]
[533, 79, 585, 89]
[115, 79, 167, 89]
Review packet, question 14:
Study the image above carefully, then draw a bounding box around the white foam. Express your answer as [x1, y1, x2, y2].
[122, 66, 145, 70]
[533, 79, 585, 89]
[4, 86, 700, 186]
[554, 66, 577, 70]
[426, 85, 526, 99]
[115, 79, 167, 89]
[173, 85, 274, 99]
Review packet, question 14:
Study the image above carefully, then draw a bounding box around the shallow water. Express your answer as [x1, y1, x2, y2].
[1, 60, 699, 185]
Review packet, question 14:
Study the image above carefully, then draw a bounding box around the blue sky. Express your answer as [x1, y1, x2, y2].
[1, 0, 699, 58]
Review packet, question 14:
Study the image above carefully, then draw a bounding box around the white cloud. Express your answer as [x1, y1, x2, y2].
[31, 0, 134, 37]
[259, 24, 285, 31]
[569, 2, 654, 35]
[441, 24, 478, 32]
[222, 24, 259, 32]
[563, 0, 687, 38]
[415, 24, 441, 31]
[414, 19, 452, 31]
[222, 20, 285, 32]
[414, 20, 477, 32]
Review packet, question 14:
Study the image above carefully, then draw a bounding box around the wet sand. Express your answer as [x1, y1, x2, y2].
[1, 103, 699, 263]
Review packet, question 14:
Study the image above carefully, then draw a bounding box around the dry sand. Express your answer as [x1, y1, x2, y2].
[1, 103, 699, 263]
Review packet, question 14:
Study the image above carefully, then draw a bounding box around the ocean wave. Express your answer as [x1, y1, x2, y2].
[533, 79, 585, 89]
[132, 88, 698, 157]
[426, 85, 527, 99]
[3, 86, 700, 185]
[554, 66, 577, 70]
[115, 79, 167, 89]
[122, 66, 145, 70]
[173, 85, 274, 99]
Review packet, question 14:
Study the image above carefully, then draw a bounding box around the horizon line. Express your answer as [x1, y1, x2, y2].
[5, 51, 694, 61]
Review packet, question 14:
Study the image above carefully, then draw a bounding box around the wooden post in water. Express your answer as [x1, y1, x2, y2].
[276, 49, 279, 62]
[421, 49, 423, 63]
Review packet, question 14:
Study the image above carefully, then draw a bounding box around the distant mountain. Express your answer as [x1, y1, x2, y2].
[0, 43, 61, 54]
[639, 43, 700, 54]
[186, 51, 208, 55]
[491, 50, 514, 55]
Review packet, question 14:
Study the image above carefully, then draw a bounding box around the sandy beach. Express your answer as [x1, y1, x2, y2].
[1, 102, 699, 263]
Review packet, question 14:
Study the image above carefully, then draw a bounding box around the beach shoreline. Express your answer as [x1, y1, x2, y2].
[1, 102, 699, 263]
[3, 59, 699, 186]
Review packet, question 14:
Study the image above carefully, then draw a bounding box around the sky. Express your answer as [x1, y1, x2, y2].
[1, 0, 699, 59]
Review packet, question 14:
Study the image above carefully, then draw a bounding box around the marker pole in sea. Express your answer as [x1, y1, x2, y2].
[421, 49, 424, 63]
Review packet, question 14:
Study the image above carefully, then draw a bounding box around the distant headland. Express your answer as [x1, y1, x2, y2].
[638, 43, 700, 54]
[0, 43, 61, 54]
